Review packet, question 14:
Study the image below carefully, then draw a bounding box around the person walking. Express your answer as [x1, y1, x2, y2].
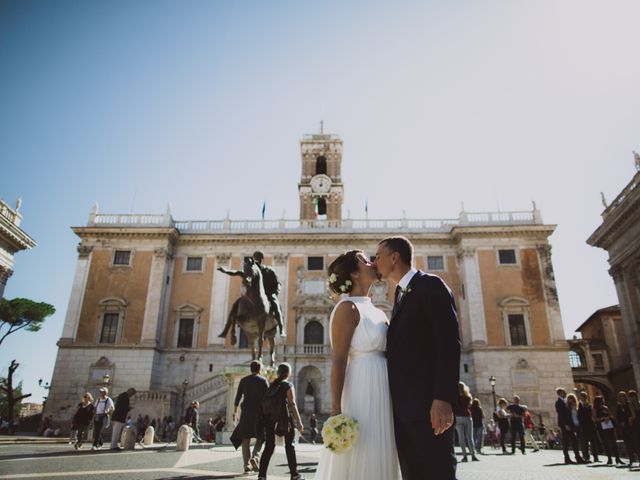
[71, 393, 94, 450]
[593, 395, 623, 465]
[231, 360, 269, 473]
[92, 387, 114, 451]
[309, 414, 318, 444]
[577, 391, 600, 462]
[615, 391, 640, 467]
[454, 382, 478, 462]
[495, 398, 511, 454]
[185, 401, 203, 443]
[507, 395, 526, 455]
[523, 408, 540, 452]
[555, 388, 584, 464]
[110, 388, 136, 450]
[629, 390, 640, 458]
[257, 362, 305, 480]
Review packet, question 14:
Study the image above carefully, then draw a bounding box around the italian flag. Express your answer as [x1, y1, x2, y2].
[313, 197, 319, 219]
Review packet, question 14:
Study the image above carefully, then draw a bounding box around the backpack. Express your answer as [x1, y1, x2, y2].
[261, 382, 292, 436]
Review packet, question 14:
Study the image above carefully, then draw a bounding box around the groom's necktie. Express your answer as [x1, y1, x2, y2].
[392, 285, 402, 317]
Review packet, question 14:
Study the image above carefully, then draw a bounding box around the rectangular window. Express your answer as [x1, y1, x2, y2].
[427, 256, 444, 271]
[307, 256, 324, 271]
[177, 318, 194, 348]
[186, 256, 203, 272]
[498, 249, 517, 265]
[593, 353, 604, 370]
[100, 313, 119, 344]
[113, 250, 131, 265]
[508, 314, 527, 345]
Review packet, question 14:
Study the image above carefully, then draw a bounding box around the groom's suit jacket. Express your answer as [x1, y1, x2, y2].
[386, 270, 461, 422]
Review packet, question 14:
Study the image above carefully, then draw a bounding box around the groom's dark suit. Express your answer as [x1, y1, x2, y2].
[387, 270, 461, 480]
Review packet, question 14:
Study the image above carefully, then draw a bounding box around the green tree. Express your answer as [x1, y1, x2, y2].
[0, 297, 55, 347]
[0, 360, 31, 428]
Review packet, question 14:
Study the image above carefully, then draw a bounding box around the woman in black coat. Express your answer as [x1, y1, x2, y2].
[71, 392, 94, 450]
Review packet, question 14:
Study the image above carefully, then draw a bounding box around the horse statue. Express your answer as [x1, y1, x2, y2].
[218, 257, 278, 365]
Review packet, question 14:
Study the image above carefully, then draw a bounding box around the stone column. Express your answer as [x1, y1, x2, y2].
[140, 246, 173, 346]
[59, 245, 93, 343]
[273, 254, 289, 331]
[0, 265, 13, 300]
[537, 244, 566, 345]
[610, 265, 640, 389]
[457, 247, 488, 346]
[208, 253, 231, 346]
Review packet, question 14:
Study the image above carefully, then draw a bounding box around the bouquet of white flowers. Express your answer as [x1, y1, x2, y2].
[321, 413, 360, 454]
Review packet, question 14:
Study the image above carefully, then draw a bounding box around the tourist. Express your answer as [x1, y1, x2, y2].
[70, 392, 94, 450]
[507, 395, 526, 455]
[110, 388, 136, 450]
[257, 362, 305, 480]
[495, 398, 511, 454]
[231, 360, 268, 473]
[577, 391, 600, 462]
[470, 398, 484, 454]
[454, 382, 478, 461]
[92, 387, 114, 451]
[593, 395, 622, 465]
[615, 391, 640, 466]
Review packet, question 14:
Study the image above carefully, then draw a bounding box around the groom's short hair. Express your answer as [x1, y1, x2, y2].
[379, 236, 413, 266]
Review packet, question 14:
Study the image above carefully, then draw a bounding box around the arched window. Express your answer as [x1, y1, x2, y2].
[304, 321, 324, 345]
[569, 349, 585, 368]
[316, 156, 327, 175]
[317, 198, 327, 216]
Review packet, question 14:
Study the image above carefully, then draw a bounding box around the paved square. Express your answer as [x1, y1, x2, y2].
[0, 442, 638, 479]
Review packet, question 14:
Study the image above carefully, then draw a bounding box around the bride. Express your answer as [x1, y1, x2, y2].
[315, 250, 401, 480]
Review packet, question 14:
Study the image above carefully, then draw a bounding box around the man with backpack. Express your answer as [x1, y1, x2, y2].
[231, 360, 269, 473]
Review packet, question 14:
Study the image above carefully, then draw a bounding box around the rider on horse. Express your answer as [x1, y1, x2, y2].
[217, 251, 286, 337]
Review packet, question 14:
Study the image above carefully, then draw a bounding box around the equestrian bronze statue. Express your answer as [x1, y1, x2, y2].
[218, 251, 285, 364]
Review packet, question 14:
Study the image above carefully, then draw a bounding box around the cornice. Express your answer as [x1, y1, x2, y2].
[0, 220, 37, 252]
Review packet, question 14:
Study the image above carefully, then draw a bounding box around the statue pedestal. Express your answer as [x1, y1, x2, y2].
[218, 364, 252, 445]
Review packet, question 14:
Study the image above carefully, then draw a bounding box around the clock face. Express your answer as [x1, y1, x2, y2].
[310, 174, 332, 193]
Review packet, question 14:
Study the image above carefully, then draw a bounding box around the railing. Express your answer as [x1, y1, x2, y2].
[88, 209, 543, 233]
[603, 171, 640, 218]
[184, 375, 228, 401]
[283, 344, 331, 355]
[0, 199, 20, 226]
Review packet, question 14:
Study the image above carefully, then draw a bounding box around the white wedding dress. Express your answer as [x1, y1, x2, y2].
[315, 296, 401, 480]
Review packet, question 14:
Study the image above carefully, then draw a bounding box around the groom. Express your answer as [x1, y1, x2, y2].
[375, 236, 461, 480]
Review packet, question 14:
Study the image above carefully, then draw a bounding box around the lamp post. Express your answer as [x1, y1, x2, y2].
[489, 375, 497, 410]
[181, 379, 189, 422]
[102, 374, 110, 387]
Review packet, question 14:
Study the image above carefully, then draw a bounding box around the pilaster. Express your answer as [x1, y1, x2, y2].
[208, 253, 232, 345]
[140, 246, 173, 346]
[456, 247, 487, 346]
[536, 244, 566, 346]
[59, 245, 93, 343]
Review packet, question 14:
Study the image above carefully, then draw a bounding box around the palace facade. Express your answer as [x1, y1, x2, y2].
[45, 128, 573, 431]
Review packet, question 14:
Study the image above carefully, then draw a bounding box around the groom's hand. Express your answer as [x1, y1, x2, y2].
[430, 399, 453, 435]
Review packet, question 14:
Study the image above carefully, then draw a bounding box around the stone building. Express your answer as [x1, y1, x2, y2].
[0, 198, 36, 299]
[45, 127, 573, 432]
[587, 153, 640, 391]
[569, 305, 634, 402]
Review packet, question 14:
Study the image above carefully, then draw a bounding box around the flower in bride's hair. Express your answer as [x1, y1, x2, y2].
[338, 279, 352, 293]
[328, 273, 337, 284]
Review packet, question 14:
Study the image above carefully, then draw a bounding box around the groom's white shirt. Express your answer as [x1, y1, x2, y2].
[397, 267, 417, 301]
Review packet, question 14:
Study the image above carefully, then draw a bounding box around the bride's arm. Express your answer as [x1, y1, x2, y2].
[330, 302, 359, 416]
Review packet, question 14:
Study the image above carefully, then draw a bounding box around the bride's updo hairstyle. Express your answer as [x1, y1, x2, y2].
[327, 250, 362, 295]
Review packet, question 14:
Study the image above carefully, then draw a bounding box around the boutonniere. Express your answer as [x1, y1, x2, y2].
[245, 277, 252, 285]
[400, 286, 412, 295]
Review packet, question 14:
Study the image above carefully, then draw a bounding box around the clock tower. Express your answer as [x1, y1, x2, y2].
[298, 122, 344, 222]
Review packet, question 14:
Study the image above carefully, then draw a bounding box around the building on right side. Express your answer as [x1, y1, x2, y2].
[587, 152, 640, 391]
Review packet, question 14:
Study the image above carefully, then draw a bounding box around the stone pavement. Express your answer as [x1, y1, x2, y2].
[0, 441, 638, 479]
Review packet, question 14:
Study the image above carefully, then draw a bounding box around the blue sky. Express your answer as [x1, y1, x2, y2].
[1, 0, 639, 402]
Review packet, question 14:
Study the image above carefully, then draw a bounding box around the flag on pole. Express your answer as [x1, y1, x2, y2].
[365, 199, 368, 219]
[261, 201, 266, 220]
[313, 197, 319, 219]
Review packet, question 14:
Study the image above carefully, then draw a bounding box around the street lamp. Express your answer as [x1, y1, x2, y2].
[102, 374, 110, 387]
[489, 375, 497, 410]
